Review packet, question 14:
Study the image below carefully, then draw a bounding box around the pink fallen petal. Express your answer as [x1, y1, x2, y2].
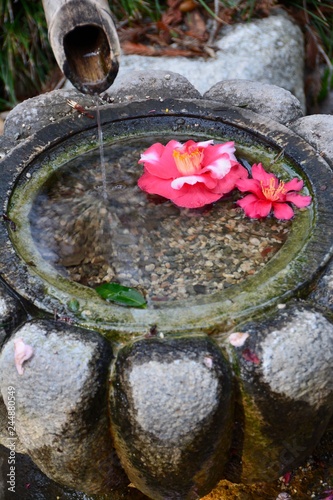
[282, 471, 292, 484]
[236, 193, 258, 209]
[138, 172, 223, 208]
[196, 139, 214, 148]
[228, 332, 250, 347]
[203, 356, 213, 369]
[253, 199, 273, 217]
[14, 338, 34, 375]
[139, 142, 164, 164]
[242, 348, 260, 365]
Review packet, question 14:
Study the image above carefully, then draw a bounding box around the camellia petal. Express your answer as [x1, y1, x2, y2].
[202, 141, 237, 166]
[139, 142, 165, 165]
[236, 178, 263, 198]
[201, 157, 233, 179]
[137, 172, 179, 200]
[237, 195, 272, 218]
[214, 163, 248, 194]
[14, 338, 34, 375]
[171, 174, 217, 190]
[193, 139, 214, 149]
[252, 163, 277, 186]
[286, 193, 312, 207]
[236, 194, 259, 212]
[170, 184, 223, 208]
[251, 199, 273, 218]
[139, 140, 182, 179]
[273, 202, 295, 220]
[283, 178, 304, 192]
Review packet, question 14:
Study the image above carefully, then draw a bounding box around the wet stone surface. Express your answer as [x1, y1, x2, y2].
[109, 336, 234, 500]
[30, 139, 291, 304]
[0, 320, 129, 495]
[0, 282, 26, 348]
[226, 303, 333, 484]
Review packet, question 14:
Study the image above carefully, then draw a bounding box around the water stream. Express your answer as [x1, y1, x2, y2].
[95, 96, 108, 200]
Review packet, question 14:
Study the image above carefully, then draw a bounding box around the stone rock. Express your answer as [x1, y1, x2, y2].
[224, 304, 333, 483]
[0, 281, 26, 348]
[3, 71, 200, 144]
[204, 80, 303, 124]
[105, 70, 201, 103]
[289, 115, 333, 166]
[3, 89, 96, 140]
[0, 319, 129, 495]
[110, 336, 234, 500]
[309, 258, 333, 312]
[118, 13, 305, 108]
[0, 136, 17, 159]
[0, 444, 150, 500]
[0, 398, 27, 456]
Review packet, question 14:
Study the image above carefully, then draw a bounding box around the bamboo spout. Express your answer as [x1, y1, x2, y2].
[42, 0, 120, 94]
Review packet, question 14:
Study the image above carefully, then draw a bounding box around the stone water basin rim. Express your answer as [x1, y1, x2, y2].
[1, 98, 332, 336]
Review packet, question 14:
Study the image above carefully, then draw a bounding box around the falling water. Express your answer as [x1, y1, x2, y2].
[95, 96, 108, 200]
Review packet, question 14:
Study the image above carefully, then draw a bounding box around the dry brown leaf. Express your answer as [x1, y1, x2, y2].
[185, 10, 207, 39]
[118, 26, 151, 43]
[121, 41, 194, 58]
[161, 0, 183, 26]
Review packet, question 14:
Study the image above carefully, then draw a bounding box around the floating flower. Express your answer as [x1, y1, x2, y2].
[236, 163, 312, 220]
[138, 140, 248, 208]
[14, 338, 34, 375]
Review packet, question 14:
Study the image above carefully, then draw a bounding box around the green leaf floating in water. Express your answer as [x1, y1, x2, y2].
[95, 283, 147, 308]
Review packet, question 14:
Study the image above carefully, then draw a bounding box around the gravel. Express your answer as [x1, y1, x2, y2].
[30, 140, 291, 304]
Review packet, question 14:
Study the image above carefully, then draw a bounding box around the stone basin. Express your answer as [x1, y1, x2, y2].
[0, 99, 330, 335]
[0, 79, 333, 499]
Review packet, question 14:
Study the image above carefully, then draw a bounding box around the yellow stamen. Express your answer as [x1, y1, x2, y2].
[173, 148, 203, 175]
[261, 178, 286, 201]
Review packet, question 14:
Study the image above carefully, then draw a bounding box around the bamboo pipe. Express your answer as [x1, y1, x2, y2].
[42, 0, 120, 94]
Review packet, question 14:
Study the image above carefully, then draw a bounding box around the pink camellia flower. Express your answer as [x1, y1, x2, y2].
[137, 139, 248, 208]
[236, 163, 312, 220]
